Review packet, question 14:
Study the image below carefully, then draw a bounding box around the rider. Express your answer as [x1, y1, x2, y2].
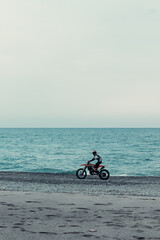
[88, 150, 102, 172]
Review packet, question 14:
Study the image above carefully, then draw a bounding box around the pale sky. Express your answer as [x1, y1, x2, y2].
[0, 0, 160, 127]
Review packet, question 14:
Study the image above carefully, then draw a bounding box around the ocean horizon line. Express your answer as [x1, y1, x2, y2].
[0, 127, 160, 129]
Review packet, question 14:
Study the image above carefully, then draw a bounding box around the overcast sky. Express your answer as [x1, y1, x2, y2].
[0, 0, 160, 127]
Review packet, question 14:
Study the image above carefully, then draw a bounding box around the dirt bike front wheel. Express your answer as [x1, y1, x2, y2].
[76, 168, 87, 179]
[99, 169, 110, 180]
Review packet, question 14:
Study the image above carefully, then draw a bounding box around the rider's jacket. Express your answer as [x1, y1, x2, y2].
[89, 154, 102, 163]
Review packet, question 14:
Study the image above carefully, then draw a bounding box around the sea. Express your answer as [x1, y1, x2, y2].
[0, 128, 160, 176]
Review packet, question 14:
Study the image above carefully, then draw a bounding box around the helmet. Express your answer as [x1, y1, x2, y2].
[92, 150, 97, 154]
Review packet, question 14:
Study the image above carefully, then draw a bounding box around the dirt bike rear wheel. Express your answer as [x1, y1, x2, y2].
[76, 168, 87, 179]
[99, 169, 110, 180]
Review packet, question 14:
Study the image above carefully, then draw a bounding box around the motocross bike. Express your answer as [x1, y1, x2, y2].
[76, 162, 110, 180]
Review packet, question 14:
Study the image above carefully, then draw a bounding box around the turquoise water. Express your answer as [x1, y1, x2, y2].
[0, 128, 159, 176]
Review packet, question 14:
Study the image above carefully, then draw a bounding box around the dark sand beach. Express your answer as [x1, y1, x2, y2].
[0, 173, 160, 239]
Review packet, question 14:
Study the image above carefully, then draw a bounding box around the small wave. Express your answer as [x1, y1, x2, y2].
[29, 168, 75, 174]
[145, 158, 153, 162]
[117, 174, 129, 176]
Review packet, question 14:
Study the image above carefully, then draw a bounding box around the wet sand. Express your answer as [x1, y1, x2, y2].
[0, 191, 160, 240]
[0, 172, 160, 197]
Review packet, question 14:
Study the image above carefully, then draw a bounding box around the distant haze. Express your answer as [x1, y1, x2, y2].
[0, 0, 160, 127]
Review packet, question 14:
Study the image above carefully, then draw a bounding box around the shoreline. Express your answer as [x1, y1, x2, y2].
[0, 172, 160, 197]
